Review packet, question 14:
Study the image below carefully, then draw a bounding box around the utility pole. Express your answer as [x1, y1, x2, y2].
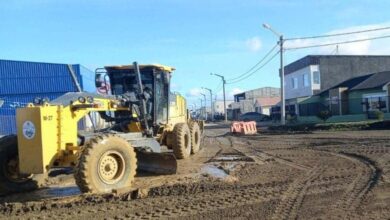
[202, 87, 214, 121]
[211, 73, 227, 122]
[263, 23, 286, 125]
[200, 93, 207, 121]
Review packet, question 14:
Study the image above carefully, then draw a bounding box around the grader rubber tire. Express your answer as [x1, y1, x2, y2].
[189, 122, 201, 154]
[0, 135, 45, 195]
[172, 123, 192, 159]
[74, 134, 137, 194]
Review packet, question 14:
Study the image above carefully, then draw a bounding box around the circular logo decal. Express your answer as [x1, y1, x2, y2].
[23, 121, 36, 140]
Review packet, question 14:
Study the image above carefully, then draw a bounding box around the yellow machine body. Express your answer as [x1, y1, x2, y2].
[16, 105, 59, 174]
[168, 93, 188, 129]
[16, 98, 125, 174]
[15, 64, 202, 176]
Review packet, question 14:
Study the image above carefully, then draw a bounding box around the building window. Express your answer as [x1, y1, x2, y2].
[313, 71, 320, 84]
[362, 93, 387, 112]
[303, 73, 309, 87]
[292, 77, 298, 89]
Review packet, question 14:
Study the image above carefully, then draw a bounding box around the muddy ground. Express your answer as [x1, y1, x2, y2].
[0, 124, 390, 219]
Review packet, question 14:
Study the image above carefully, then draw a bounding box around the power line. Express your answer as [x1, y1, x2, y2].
[227, 50, 280, 84]
[226, 44, 278, 82]
[285, 35, 390, 50]
[214, 81, 223, 92]
[285, 26, 390, 41]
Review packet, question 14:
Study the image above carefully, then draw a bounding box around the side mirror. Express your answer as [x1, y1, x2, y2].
[95, 73, 103, 88]
[163, 73, 171, 84]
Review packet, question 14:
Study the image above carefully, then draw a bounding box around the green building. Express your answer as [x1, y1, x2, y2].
[297, 71, 390, 122]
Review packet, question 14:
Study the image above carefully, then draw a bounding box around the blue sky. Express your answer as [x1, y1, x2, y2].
[1, 0, 390, 106]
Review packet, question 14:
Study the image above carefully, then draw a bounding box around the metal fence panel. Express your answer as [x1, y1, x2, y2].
[298, 96, 389, 117]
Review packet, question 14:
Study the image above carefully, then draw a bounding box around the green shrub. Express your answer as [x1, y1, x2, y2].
[286, 114, 298, 124]
[316, 110, 332, 123]
[373, 110, 384, 121]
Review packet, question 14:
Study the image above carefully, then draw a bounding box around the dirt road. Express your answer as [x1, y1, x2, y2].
[0, 124, 389, 219]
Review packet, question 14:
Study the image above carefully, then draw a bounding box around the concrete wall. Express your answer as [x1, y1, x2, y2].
[244, 87, 280, 99]
[213, 100, 234, 114]
[232, 87, 281, 117]
[319, 56, 390, 92]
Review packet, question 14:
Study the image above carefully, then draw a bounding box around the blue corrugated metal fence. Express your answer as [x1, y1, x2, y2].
[0, 60, 96, 135]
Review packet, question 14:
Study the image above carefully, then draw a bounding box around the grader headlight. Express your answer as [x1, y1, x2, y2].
[86, 96, 94, 103]
[78, 96, 86, 103]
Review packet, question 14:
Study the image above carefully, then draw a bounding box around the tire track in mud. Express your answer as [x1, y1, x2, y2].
[228, 137, 311, 171]
[270, 166, 326, 220]
[268, 146, 382, 216]
[0, 180, 292, 219]
[231, 135, 382, 219]
[293, 144, 382, 215]
[328, 152, 382, 216]
[125, 182, 289, 219]
[1, 130, 385, 219]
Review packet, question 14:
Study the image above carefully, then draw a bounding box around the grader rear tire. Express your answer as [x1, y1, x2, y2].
[74, 134, 137, 193]
[189, 122, 201, 154]
[0, 135, 45, 195]
[172, 123, 192, 159]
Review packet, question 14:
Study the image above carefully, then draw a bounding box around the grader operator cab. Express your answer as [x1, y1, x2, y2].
[0, 62, 203, 194]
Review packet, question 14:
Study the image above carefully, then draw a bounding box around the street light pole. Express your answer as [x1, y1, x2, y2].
[263, 23, 286, 125]
[200, 93, 207, 121]
[202, 87, 214, 121]
[199, 98, 203, 120]
[279, 35, 286, 125]
[211, 73, 227, 122]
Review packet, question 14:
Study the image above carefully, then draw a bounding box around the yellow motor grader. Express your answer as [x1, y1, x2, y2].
[0, 62, 203, 194]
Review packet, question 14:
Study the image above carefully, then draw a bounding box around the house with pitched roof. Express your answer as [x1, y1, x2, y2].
[282, 55, 390, 116]
[298, 71, 390, 121]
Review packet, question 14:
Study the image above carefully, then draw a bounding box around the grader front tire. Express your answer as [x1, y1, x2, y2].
[172, 123, 192, 159]
[0, 135, 45, 195]
[74, 134, 137, 194]
[189, 122, 201, 154]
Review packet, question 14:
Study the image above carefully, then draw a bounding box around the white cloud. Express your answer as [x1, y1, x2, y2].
[245, 37, 262, 52]
[284, 22, 390, 55]
[218, 88, 243, 100]
[230, 88, 243, 96]
[228, 36, 263, 52]
[186, 88, 203, 97]
[171, 83, 181, 91]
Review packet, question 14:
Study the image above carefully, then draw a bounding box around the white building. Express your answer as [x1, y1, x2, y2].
[285, 65, 320, 100]
[229, 87, 281, 119]
[213, 100, 234, 114]
[254, 97, 280, 115]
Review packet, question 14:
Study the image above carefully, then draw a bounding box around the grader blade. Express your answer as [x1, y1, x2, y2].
[136, 151, 177, 174]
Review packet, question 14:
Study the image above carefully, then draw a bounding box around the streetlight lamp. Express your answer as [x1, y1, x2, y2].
[263, 23, 285, 125]
[211, 73, 227, 122]
[202, 87, 214, 121]
[200, 93, 207, 120]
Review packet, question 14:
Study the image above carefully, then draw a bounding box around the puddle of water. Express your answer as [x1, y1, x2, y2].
[222, 163, 239, 171]
[1, 185, 82, 203]
[26, 186, 81, 200]
[201, 165, 229, 179]
[214, 156, 244, 161]
[212, 154, 255, 162]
